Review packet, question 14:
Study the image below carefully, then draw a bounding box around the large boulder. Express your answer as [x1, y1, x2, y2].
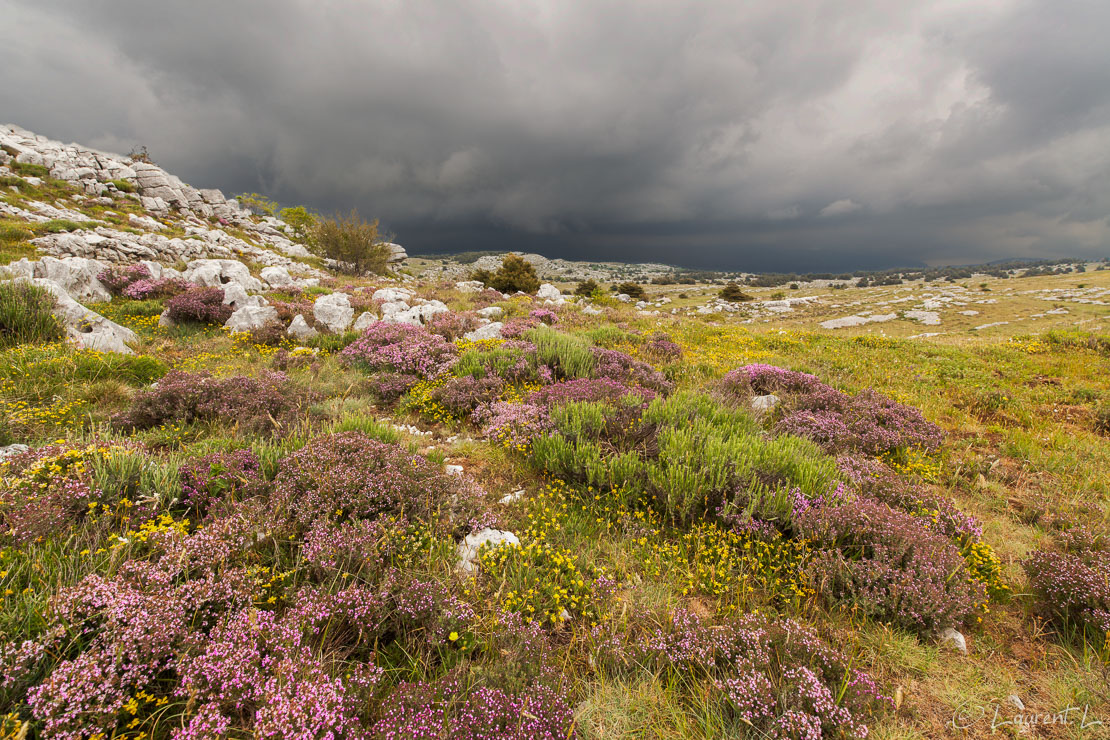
[351, 311, 378, 332]
[221, 283, 268, 310]
[455, 280, 484, 293]
[381, 242, 407, 263]
[536, 283, 562, 301]
[20, 277, 136, 353]
[476, 306, 503, 319]
[384, 300, 449, 326]
[183, 259, 263, 292]
[313, 293, 354, 333]
[33, 256, 111, 303]
[286, 314, 318, 340]
[371, 287, 413, 303]
[224, 305, 279, 332]
[463, 322, 503, 341]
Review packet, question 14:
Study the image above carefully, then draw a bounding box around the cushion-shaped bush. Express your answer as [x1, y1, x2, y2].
[1024, 548, 1110, 637]
[591, 347, 673, 395]
[166, 286, 233, 325]
[272, 431, 482, 530]
[179, 448, 265, 518]
[97, 264, 151, 296]
[341, 322, 457, 378]
[798, 498, 983, 634]
[112, 370, 317, 435]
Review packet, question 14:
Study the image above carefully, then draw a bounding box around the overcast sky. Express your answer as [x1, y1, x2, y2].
[2, 0, 1108, 271]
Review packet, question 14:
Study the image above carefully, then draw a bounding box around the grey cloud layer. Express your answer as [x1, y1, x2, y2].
[2, 0, 1108, 269]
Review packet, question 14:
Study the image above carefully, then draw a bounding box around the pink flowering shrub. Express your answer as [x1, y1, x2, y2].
[97, 263, 151, 296]
[122, 277, 189, 300]
[166, 286, 233, 325]
[1024, 549, 1110, 638]
[179, 448, 265, 518]
[430, 376, 506, 416]
[474, 401, 554, 450]
[720, 364, 942, 456]
[798, 498, 983, 634]
[368, 371, 422, 402]
[272, 432, 485, 531]
[500, 316, 540, 338]
[373, 680, 575, 739]
[113, 370, 318, 435]
[529, 308, 559, 325]
[600, 609, 889, 739]
[0, 445, 100, 544]
[641, 332, 682, 361]
[427, 310, 482, 341]
[836, 455, 982, 541]
[341, 322, 457, 378]
[526, 377, 657, 407]
[591, 347, 674, 395]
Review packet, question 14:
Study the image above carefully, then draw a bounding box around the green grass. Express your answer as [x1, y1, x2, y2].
[0, 282, 62, 349]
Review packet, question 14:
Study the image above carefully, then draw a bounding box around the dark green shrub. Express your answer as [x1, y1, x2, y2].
[718, 282, 752, 302]
[614, 282, 645, 300]
[311, 209, 391, 275]
[0, 282, 62, 348]
[36, 219, 83, 234]
[110, 179, 135, 193]
[574, 279, 600, 297]
[279, 205, 318, 243]
[0, 223, 34, 243]
[474, 254, 541, 294]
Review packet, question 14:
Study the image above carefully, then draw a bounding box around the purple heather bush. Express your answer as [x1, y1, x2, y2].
[368, 371, 421, 403]
[641, 332, 683, 362]
[272, 431, 485, 532]
[602, 609, 888, 739]
[798, 498, 983, 634]
[374, 680, 576, 740]
[837, 455, 982, 541]
[341, 322, 457, 378]
[179, 448, 265, 518]
[474, 401, 555, 450]
[0, 444, 99, 544]
[97, 263, 152, 296]
[455, 339, 551, 384]
[166, 286, 233, 325]
[720, 364, 943, 456]
[430, 375, 506, 416]
[122, 276, 189, 300]
[526, 377, 657, 408]
[500, 316, 540, 338]
[1024, 549, 1110, 637]
[529, 308, 559, 325]
[591, 347, 674, 395]
[112, 370, 318, 435]
[427, 310, 482, 341]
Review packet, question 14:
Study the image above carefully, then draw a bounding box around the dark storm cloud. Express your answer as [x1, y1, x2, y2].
[2, 0, 1108, 270]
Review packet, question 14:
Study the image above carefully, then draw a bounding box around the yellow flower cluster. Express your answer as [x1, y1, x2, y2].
[672, 326, 815, 375]
[881, 446, 941, 482]
[638, 522, 813, 612]
[1006, 337, 1049, 354]
[402, 376, 455, 423]
[962, 539, 1010, 610]
[453, 337, 505, 353]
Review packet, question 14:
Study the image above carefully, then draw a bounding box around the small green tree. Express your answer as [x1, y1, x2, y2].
[615, 282, 645, 300]
[311, 210, 392, 275]
[574, 279, 600, 297]
[279, 205, 318, 244]
[719, 282, 752, 302]
[474, 254, 540, 294]
[236, 192, 279, 217]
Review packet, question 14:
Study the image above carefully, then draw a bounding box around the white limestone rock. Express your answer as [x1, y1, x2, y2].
[224, 305, 279, 332]
[536, 283, 562, 301]
[286, 314, 318, 340]
[260, 266, 296, 289]
[455, 280, 484, 293]
[751, 394, 780, 413]
[313, 293, 354, 333]
[0, 444, 30, 460]
[476, 306, 503, 319]
[183, 259, 263, 292]
[33, 256, 111, 303]
[351, 311, 378, 332]
[463, 322, 503, 341]
[371, 287, 414, 303]
[456, 528, 520, 574]
[20, 277, 136, 353]
[939, 627, 968, 655]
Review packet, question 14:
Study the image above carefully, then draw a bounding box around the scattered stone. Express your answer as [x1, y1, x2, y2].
[939, 627, 968, 655]
[500, 489, 526, 504]
[286, 314, 318, 340]
[445, 464, 464, 476]
[751, 394, 780, 413]
[476, 306, 503, 319]
[351, 311, 378, 332]
[225, 305, 279, 332]
[1005, 695, 1025, 711]
[904, 310, 941, 326]
[371, 287, 414, 303]
[0, 444, 30, 460]
[455, 280, 484, 293]
[456, 528, 520, 573]
[313, 292, 354, 333]
[536, 283, 561, 301]
[820, 313, 897, 329]
[463, 322, 503, 341]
